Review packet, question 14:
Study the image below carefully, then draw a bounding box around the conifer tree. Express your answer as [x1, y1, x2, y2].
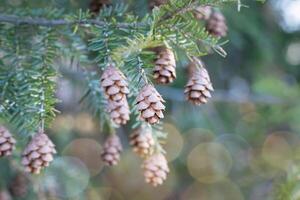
[0, 0, 247, 191]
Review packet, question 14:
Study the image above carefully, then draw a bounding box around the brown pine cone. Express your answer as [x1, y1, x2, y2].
[101, 64, 129, 102]
[206, 11, 228, 37]
[153, 47, 176, 84]
[142, 153, 169, 187]
[21, 132, 56, 174]
[184, 64, 213, 105]
[107, 98, 130, 125]
[9, 173, 28, 198]
[149, 0, 168, 9]
[0, 126, 16, 157]
[194, 6, 212, 20]
[136, 84, 165, 125]
[101, 134, 122, 166]
[130, 127, 155, 158]
[89, 0, 111, 14]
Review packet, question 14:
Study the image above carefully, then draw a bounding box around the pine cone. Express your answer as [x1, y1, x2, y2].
[130, 127, 155, 158]
[194, 6, 212, 20]
[153, 47, 176, 84]
[206, 11, 228, 37]
[0, 126, 16, 157]
[142, 153, 169, 187]
[136, 84, 165, 125]
[101, 134, 122, 166]
[149, 0, 168, 9]
[21, 132, 56, 174]
[107, 98, 130, 125]
[184, 65, 213, 105]
[89, 0, 111, 14]
[9, 173, 28, 198]
[101, 64, 129, 102]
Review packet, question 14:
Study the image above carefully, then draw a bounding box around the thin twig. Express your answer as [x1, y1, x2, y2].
[0, 14, 139, 28]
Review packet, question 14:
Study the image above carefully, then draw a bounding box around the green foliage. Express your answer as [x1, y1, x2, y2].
[0, 0, 238, 137]
[0, 24, 59, 135]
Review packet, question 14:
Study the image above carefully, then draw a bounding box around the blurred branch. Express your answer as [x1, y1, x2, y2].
[157, 86, 285, 104]
[0, 14, 139, 28]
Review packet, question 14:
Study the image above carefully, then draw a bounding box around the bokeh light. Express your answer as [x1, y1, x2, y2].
[262, 133, 292, 170]
[87, 187, 124, 200]
[39, 156, 90, 198]
[187, 142, 232, 183]
[181, 179, 244, 200]
[102, 152, 177, 200]
[63, 138, 104, 176]
[215, 134, 252, 175]
[50, 115, 74, 133]
[163, 123, 184, 162]
[73, 113, 96, 135]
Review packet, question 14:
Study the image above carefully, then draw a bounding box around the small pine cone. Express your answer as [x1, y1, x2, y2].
[184, 66, 213, 105]
[136, 84, 165, 125]
[107, 98, 130, 125]
[9, 173, 28, 198]
[101, 64, 129, 102]
[0, 126, 16, 157]
[153, 47, 176, 84]
[21, 132, 56, 174]
[194, 6, 212, 20]
[142, 153, 169, 187]
[130, 127, 155, 158]
[206, 11, 228, 37]
[149, 0, 168, 9]
[89, 0, 111, 14]
[101, 134, 122, 166]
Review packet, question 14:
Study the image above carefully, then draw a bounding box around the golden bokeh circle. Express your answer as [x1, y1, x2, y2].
[163, 123, 184, 162]
[262, 133, 292, 170]
[187, 142, 232, 183]
[63, 138, 104, 176]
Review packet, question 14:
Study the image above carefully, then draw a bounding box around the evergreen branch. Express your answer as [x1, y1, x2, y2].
[0, 14, 143, 28]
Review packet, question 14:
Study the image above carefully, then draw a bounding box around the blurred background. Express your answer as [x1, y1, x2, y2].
[1, 0, 300, 199]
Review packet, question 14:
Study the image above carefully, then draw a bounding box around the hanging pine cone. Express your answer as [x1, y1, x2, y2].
[89, 0, 111, 15]
[107, 99, 130, 125]
[153, 47, 176, 84]
[101, 64, 129, 102]
[101, 134, 122, 166]
[9, 173, 28, 198]
[194, 6, 212, 20]
[184, 63, 213, 105]
[142, 153, 169, 187]
[130, 127, 155, 158]
[0, 126, 16, 157]
[21, 132, 56, 174]
[206, 11, 228, 37]
[149, 0, 168, 9]
[136, 84, 165, 125]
